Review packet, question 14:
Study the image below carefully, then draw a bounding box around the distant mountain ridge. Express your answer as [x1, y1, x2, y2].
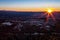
[0, 10, 44, 17]
[0, 10, 60, 19]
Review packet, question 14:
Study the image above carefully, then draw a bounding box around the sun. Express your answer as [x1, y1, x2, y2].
[40, 8, 56, 24]
[45, 8, 55, 21]
[47, 9, 53, 13]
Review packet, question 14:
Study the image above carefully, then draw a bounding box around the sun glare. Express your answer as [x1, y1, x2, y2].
[47, 9, 53, 13]
[44, 8, 56, 24]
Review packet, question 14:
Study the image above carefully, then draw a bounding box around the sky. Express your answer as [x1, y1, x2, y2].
[0, 0, 60, 11]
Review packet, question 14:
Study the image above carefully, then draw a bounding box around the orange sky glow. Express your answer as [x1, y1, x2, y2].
[0, 7, 60, 12]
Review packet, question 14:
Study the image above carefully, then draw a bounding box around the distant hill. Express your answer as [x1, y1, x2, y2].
[0, 10, 44, 18]
[0, 10, 60, 19]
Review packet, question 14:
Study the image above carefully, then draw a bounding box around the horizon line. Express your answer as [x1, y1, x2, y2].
[0, 7, 60, 12]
